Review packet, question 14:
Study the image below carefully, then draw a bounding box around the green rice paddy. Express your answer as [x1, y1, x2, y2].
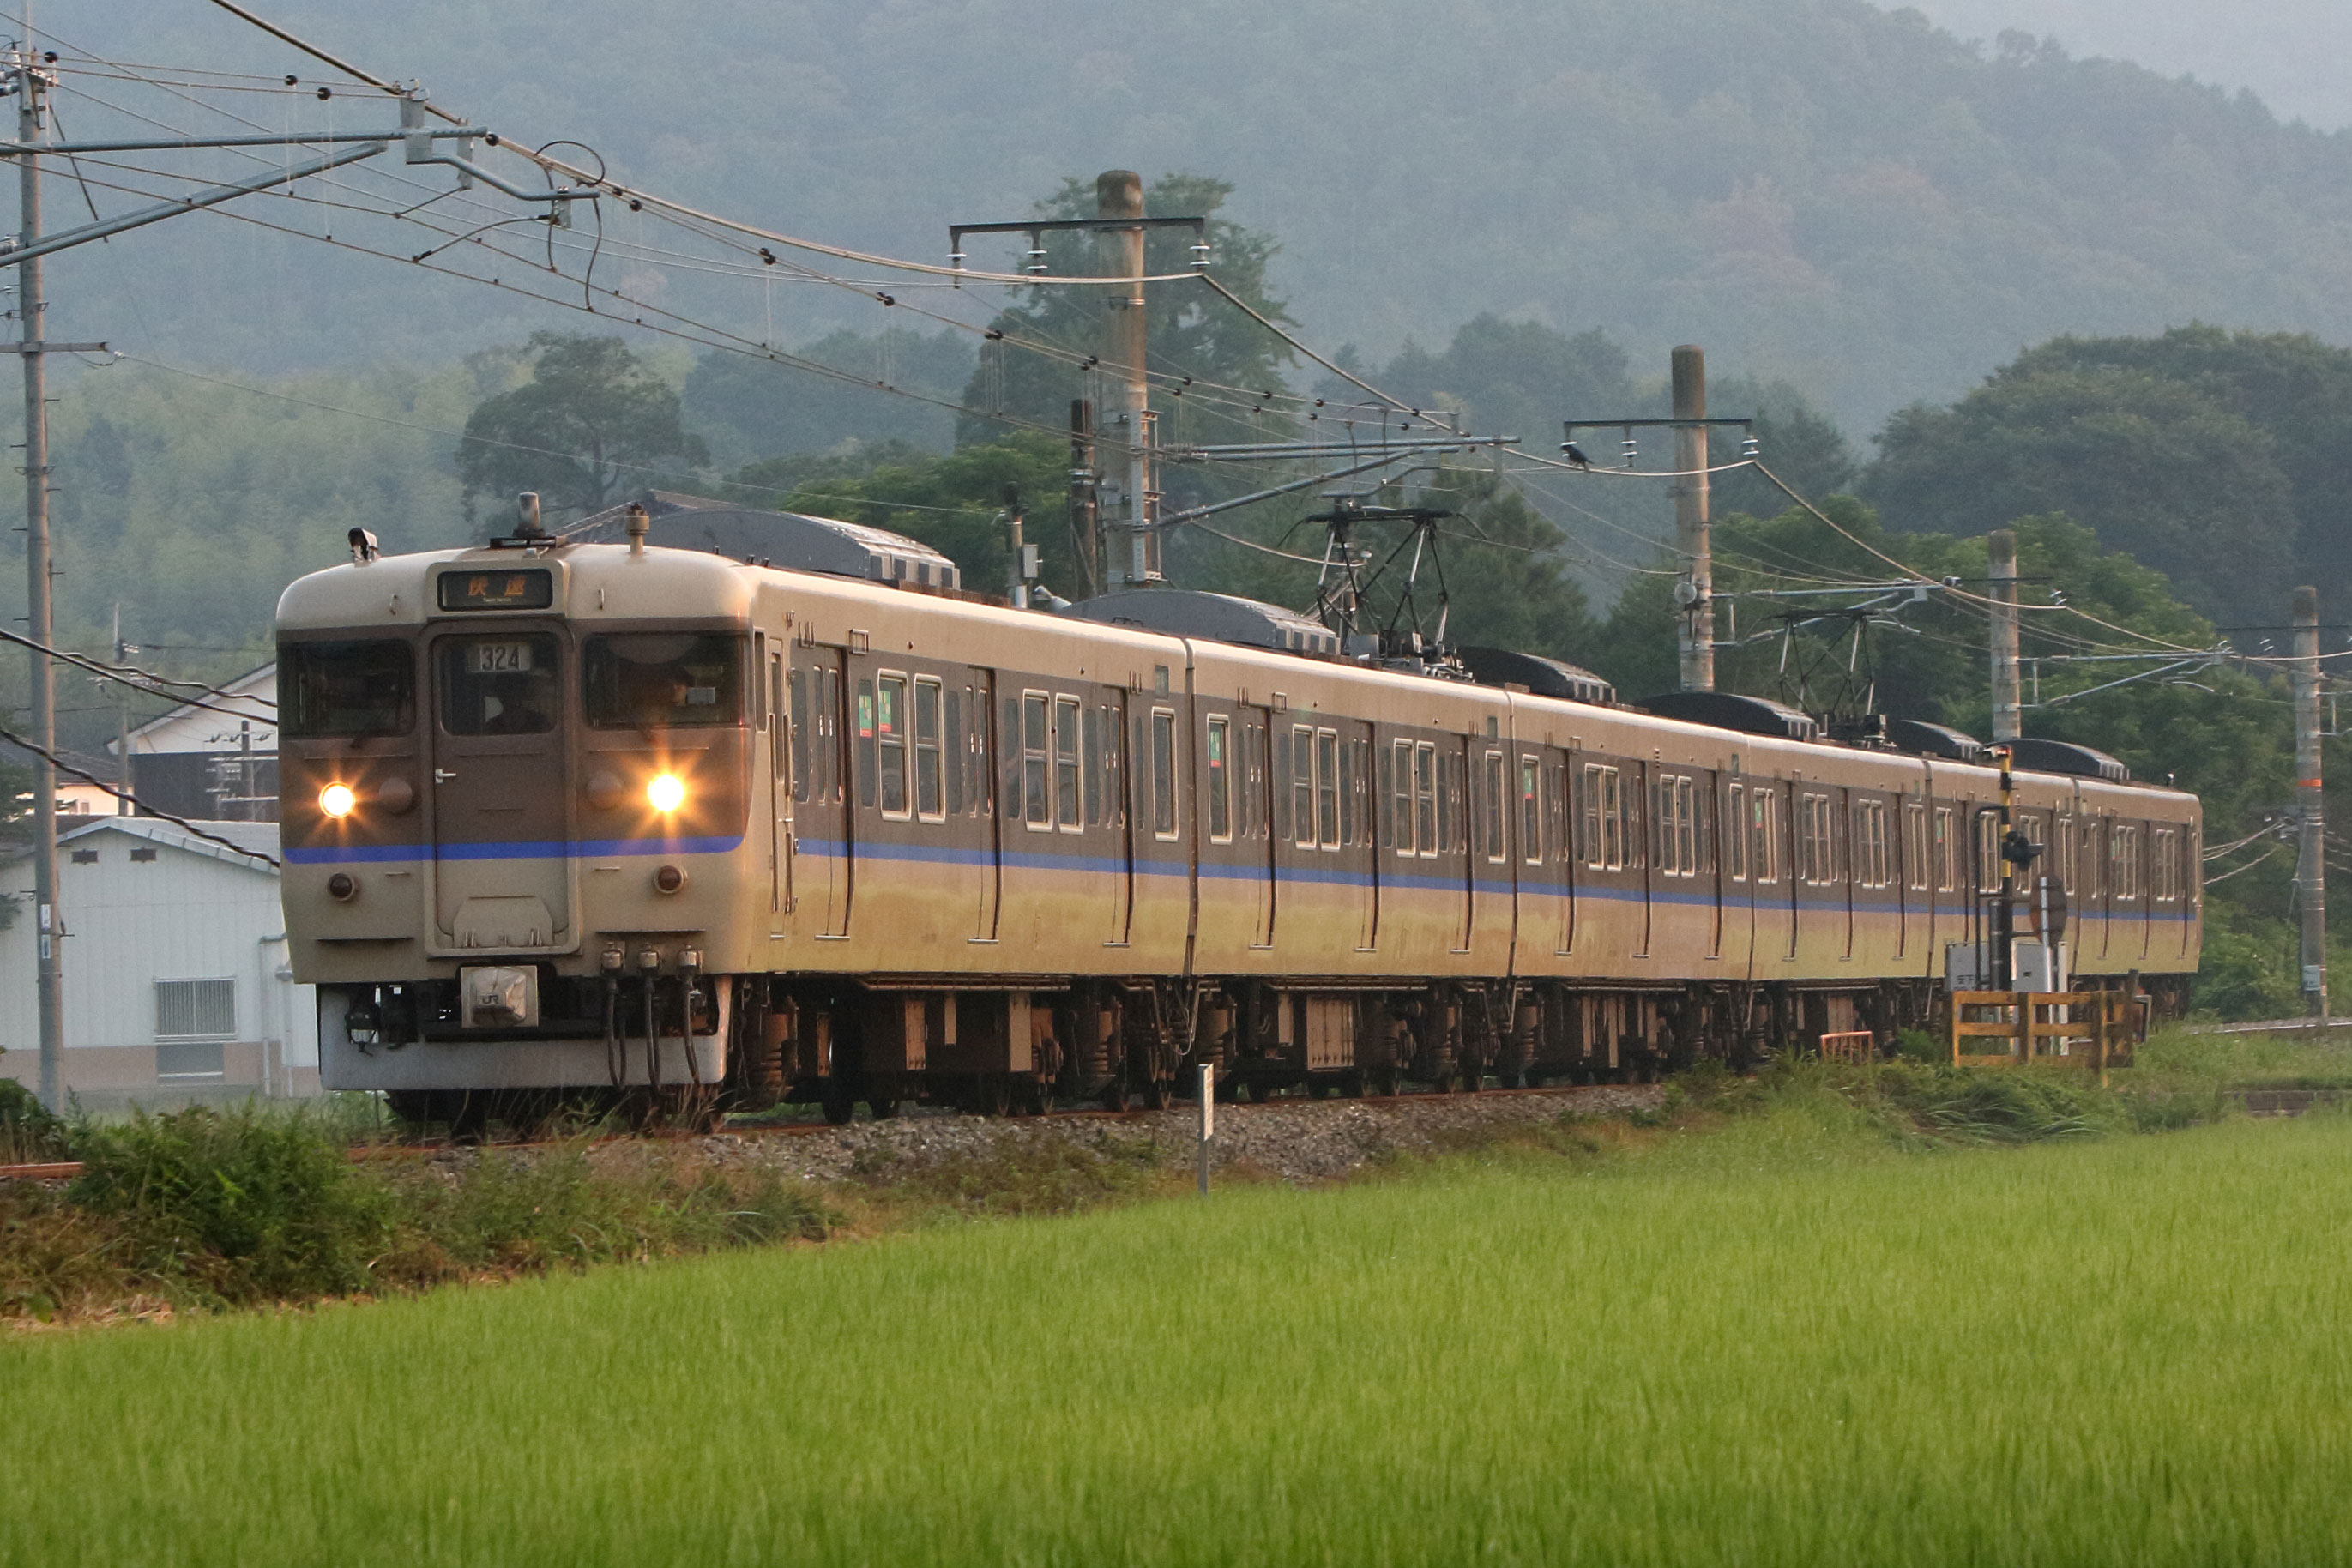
[7, 1104, 2351, 1565]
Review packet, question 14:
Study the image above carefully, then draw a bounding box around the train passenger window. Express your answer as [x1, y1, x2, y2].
[1151, 709, 1179, 840]
[1975, 810, 2002, 894]
[2153, 828, 2178, 902]
[914, 678, 944, 823]
[2113, 823, 2141, 901]
[1439, 751, 1464, 856]
[768, 650, 784, 779]
[1750, 790, 1778, 884]
[944, 685, 964, 817]
[1021, 692, 1050, 829]
[1521, 757, 1542, 865]
[1481, 751, 1505, 862]
[1904, 802, 1928, 891]
[1727, 784, 1747, 881]
[1383, 747, 1402, 860]
[1083, 704, 1105, 827]
[1655, 775, 1698, 877]
[1342, 739, 1364, 847]
[1933, 807, 1956, 892]
[1054, 697, 1083, 831]
[1411, 747, 1430, 860]
[1854, 799, 1890, 889]
[1318, 731, 1341, 850]
[1206, 717, 1232, 842]
[584, 633, 745, 730]
[1547, 762, 1570, 867]
[437, 634, 559, 736]
[874, 675, 908, 818]
[1288, 726, 1315, 849]
[1797, 793, 1833, 886]
[1582, 763, 1624, 871]
[283, 639, 413, 739]
[1194, 724, 1232, 846]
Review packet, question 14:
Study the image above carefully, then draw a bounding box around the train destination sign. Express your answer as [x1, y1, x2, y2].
[438, 569, 554, 612]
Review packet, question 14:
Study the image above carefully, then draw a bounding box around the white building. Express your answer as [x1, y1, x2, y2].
[59, 661, 279, 821]
[0, 815, 317, 1107]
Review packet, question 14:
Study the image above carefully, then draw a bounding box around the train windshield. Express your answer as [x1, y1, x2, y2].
[584, 633, 746, 729]
[281, 640, 414, 739]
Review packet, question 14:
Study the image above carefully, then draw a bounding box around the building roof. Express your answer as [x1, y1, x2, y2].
[5, 815, 283, 877]
[117, 662, 276, 757]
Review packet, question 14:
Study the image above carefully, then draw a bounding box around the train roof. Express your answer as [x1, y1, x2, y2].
[274, 537, 2190, 806]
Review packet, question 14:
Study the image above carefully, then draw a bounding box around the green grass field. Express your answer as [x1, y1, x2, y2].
[6, 1102, 2352, 1565]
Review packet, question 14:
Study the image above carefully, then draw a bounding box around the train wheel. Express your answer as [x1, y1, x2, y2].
[1371, 1065, 1400, 1098]
[1100, 1079, 1130, 1113]
[1341, 1069, 1367, 1099]
[976, 1075, 1013, 1118]
[1021, 1076, 1054, 1117]
[1142, 1076, 1173, 1112]
[820, 1079, 855, 1126]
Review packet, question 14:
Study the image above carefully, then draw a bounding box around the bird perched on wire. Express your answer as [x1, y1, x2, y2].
[1561, 441, 1592, 471]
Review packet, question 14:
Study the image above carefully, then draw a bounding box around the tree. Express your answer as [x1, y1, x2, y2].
[456, 333, 708, 522]
[1864, 332, 2328, 628]
[953, 174, 1295, 453]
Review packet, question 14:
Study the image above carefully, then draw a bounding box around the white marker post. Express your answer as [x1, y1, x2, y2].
[1197, 1062, 1215, 1197]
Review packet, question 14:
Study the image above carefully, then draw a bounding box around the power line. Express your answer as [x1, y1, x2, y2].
[0, 723, 280, 866]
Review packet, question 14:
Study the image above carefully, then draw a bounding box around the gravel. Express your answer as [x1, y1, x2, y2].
[654, 1083, 1668, 1189]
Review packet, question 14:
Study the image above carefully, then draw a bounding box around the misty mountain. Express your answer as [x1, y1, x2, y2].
[54, 0, 2352, 439]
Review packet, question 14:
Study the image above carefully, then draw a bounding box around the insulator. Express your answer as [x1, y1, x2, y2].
[1740, 434, 1761, 459]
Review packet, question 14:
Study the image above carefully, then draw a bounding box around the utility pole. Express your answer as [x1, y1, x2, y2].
[1988, 527, 2021, 744]
[1096, 170, 1158, 588]
[1671, 345, 1713, 692]
[12, 21, 63, 1112]
[2294, 584, 2328, 1027]
[1068, 399, 1099, 600]
[112, 602, 130, 815]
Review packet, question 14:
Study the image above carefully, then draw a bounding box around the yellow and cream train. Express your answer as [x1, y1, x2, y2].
[276, 503, 2200, 1127]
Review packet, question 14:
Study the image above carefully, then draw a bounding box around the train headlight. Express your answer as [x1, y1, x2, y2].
[646, 773, 687, 814]
[319, 783, 357, 819]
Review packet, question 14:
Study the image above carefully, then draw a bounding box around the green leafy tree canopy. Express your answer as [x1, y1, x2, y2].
[457, 333, 709, 522]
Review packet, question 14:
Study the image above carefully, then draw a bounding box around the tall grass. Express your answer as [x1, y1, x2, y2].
[4, 1116, 2349, 1565]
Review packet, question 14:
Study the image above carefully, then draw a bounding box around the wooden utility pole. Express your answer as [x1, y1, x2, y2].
[1988, 528, 2021, 744]
[1068, 399, 1099, 600]
[15, 21, 64, 1111]
[1671, 345, 1713, 692]
[2294, 584, 2328, 1026]
[1096, 170, 1158, 587]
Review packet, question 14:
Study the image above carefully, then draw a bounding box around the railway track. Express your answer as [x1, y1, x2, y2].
[0, 1079, 1637, 1183]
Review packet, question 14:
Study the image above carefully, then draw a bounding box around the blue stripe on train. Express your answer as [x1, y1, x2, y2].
[280, 832, 2196, 924]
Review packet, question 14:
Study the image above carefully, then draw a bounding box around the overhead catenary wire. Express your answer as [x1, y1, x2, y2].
[0, 624, 276, 719]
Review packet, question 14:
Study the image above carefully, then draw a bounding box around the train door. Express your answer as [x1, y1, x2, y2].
[1451, 738, 1475, 954]
[425, 624, 574, 953]
[1782, 779, 1801, 962]
[1552, 751, 1576, 956]
[765, 636, 791, 932]
[1099, 690, 1134, 945]
[1250, 709, 1276, 948]
[968, 667, 999, 942]
[790, 645, 852, 939]
[1352, 721, 1378, 950]
[1631, 759, 1652, 959]
[1840, 787, 1857, 962]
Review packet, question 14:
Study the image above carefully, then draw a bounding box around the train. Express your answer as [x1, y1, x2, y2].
[275, 497, 2201, 1131]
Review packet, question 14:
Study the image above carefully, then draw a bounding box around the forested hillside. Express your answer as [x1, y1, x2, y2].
[63, 0, 2352, 436]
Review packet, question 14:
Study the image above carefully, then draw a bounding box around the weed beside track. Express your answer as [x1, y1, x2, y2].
[0, 1028, 2326, 1327]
